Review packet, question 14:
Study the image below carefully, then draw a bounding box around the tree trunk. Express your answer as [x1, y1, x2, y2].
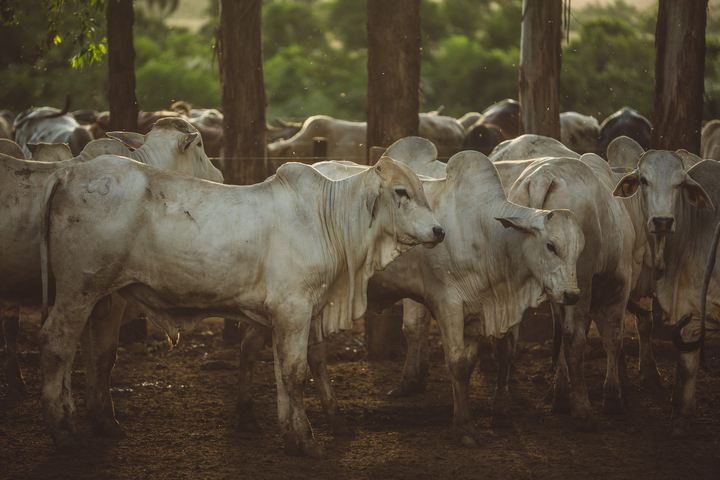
[519, 0, 561, 139]
[650, 0, 707, 154]
[107, 0, 138, 132]
[366, 0, 421, 165]
[365, 0, 421, 360]
[218, 0, 267, 185]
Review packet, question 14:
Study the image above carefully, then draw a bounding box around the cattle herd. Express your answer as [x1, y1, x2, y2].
[1, 98, 720, 459]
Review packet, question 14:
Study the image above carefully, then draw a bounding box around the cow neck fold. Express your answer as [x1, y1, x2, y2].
[432, 164, 545, 338]
[308, 169, 401, 344]
[655, 163, 720, 328]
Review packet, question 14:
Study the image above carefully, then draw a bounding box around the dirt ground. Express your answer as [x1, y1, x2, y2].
[1, 312, 719, 480]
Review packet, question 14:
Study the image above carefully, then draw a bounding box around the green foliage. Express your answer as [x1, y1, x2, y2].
[561, 16, 655, 120]
[421, 35, 519, 118]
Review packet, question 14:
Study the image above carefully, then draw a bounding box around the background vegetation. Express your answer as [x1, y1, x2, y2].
[1, 0, 719, 123]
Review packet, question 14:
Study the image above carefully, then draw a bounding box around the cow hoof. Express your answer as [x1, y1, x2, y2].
[304, 443, 328, 459]
[388, 382, 425, 397]
[331, 423, 355, 438]
[641, 374, 667, 391]
[92, 420, 127, 439]
[573, 417, 598, 433]
[602, 399, 624, 415]
[238, 419, 263, 434]
[490, 414, 513, 429]
[285, 440, 326, 458]
[52, 431, 88, 451]
[551, 397, 572, 414]
[459, 435, 479, 448]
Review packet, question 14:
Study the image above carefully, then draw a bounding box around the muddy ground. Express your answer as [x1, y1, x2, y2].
[1, 313, 719, 480]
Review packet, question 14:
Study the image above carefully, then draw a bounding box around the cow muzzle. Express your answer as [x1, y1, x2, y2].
[418, 224, 445, 248]
[562, 291, 580, 306]
[649, 216, 675, 236]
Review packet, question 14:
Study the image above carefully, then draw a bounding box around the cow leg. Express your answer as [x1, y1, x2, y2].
[307, 340, 353, 437]
[39, 300, 94, 449]
[83, 293, 126, 438]
[598, 301, 626, 415]
[3, 305, 26, 398]
[389, 299, 430, 397]
[271, 308, 325, 458]
[491, 326, 518, 429]
[434, 304, 481, 447]
[236, 321, 271, 433]
[562, 305, 597, 431]
[671, 328, 701, 437]
[635, 297, 665, 390]
[477, 336, 498, 373]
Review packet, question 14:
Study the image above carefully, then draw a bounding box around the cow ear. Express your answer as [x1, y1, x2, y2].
[495, 216, 538, 235]
[107, 131, 146, 149]
[179, 132, 199, 152]
[612, 172, 640, 198]
[682, 176, 715, 212]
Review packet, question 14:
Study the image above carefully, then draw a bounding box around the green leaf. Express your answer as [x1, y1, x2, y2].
[53, 34, 62, 45]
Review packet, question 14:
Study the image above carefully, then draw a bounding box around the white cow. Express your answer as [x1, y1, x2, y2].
[457, 111, 482, 131]
[613, 151, 720, 437]
[395, 138, 642, 429]
[0, 138, 25, 159]
[38, 155, 442, 456]
[701, 119, 720, 161]
[1, 118, 223, 412]
[266, 113, 466, 165]
[27, 142, 73, 162]
[13, 106, 94, 157]
[446, 134, 662, 424]
[237, 145, 585, 447]
[490, 134, 581, 162]
[560, 112, 600, 155]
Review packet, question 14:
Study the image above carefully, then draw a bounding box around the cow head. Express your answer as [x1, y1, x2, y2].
[366, 156, 444, 251]
[613, 150, 714, 277]
[496, 209, 584, 306]
[107, 117, 224, 184]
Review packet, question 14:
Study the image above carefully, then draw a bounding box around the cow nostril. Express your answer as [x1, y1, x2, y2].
[563, 292, 580, 305]
[652, 216, 674, 232]
[433, 226, 445, 242]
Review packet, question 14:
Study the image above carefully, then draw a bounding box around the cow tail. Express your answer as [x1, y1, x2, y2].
[40, 168, 68, 324]
[672, 220, 720, 353]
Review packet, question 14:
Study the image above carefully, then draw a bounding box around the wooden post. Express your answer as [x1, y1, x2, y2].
[519, 0, 562, 139]
[218, 0, 267, 185]
[365, 0, 421, 360]
[650, 0, 707, 154]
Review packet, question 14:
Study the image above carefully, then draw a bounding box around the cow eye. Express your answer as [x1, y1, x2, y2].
[546, 243, 557, 254]
[395, 188, 410, 200]
[197, 141, 202, 148]
[640, 176, 648, 186]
